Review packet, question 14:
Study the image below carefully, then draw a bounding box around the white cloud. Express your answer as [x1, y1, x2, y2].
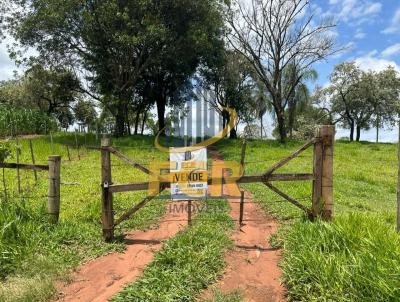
[382, 8, 400, 34]
[354, 29, 366, 39]
[328, 0, 382, 23]
[354, 52, 400, 72]
[333, 41, 356, 59]
[382, 43, 400, 58]
[0, 38, 18, 81]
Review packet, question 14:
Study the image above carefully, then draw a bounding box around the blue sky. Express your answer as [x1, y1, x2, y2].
[0, 0, 399, 141]
[312, 0, 400, 88]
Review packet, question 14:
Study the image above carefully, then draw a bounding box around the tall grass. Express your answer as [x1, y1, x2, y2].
[0, 133, 167, 301]
[282, 214, 400, 301]
[0, 105, 57, 137]
[216, 138, 400, 302]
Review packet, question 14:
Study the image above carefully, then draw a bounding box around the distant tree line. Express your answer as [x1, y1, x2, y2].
[317, 63, 400, 142]
[1, 0, 399, 142]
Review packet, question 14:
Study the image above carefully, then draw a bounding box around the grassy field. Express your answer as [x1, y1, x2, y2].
[216, 138, 400, 301]
[2, 134, 399, 301]
[0, 134, 167, 301]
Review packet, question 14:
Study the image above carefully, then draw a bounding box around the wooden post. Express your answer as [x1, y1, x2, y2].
[312, 128, 323, 219]
[188, 200, 192, 226]
[239, 190, 245, 226]
[312, 125, 335, 221]
[16, 137, 21, 194]
[240, 139, 247, 175]
[29, 139, 38, 182]
[321, 126, 334, 220]
[48, 155, 61, 223]
[75, 131, 81, 160]
[101, 137, 114, 241]
[66, 145, 71, 161]
[50, 132, 54, 154]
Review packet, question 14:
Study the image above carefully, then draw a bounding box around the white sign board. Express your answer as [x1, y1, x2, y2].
[169, 147, 208, 200]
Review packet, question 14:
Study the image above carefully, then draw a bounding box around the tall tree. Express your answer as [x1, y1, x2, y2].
[324, 62, 361, 141]
[373, 67, 400, 142]
[6, 0, 225, 136]
[200, 50, 255, 138]
[284, 66, 318, 137]
[225, 0, 337, 142]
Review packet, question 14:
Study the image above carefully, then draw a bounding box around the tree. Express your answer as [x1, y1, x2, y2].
[373, 67, 400, 142]
[0, 79, 28, 108]
[225, 0, 337, 142]
[200, 50, 255, 138]
[74, 99, 97, 132]
[141, 0, 225, 134]
[23, 64, 81, 127]
[284, 66, 318, 137]
[323, 62, 361, 141]
[6, 0, 225, 137]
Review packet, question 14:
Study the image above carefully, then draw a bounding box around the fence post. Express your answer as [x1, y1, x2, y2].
[29, 139, 38, 182]
[16, 137, 21, 194]
[312, 125, 334, 221]
[101, 137, 114, 241]
[188, 200, 192, 227]
[312, 128, 323, 219]
[48, 155, 61, 223]
[75, 131, 81, 160]
[66, 145, 71, 161]
[239, 190, 245, 226]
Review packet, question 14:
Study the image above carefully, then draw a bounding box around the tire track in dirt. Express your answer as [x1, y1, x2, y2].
[203, 148, 286, 302]
[56, 202, 188, 302]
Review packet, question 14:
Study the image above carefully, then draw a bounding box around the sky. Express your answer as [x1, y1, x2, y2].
[0, 0, 399, 141]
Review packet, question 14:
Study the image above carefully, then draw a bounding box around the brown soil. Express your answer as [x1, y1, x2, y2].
[203, 149, 286, 302]
[56, 202, 188, 302]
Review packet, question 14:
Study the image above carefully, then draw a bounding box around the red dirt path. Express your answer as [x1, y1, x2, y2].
[203, 149, 286, 302]
[56, 202, 187, 302]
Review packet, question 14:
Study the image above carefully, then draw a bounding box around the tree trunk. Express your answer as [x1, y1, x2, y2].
[115, 104, 126, 137]
[356, 125, 361, 142]
[276, 109, 287, 143]
[134, 109, 140, 135]
[141, 111, 147, 135]
[260, 115, 263, 139]
[156, 96, 166, 135]
[126, 107, 131, 135]
[376, 117, 379, 143]
[288, 102, 296, 138]
[349, 120, 354, 142]
[229, 127, 237, 139]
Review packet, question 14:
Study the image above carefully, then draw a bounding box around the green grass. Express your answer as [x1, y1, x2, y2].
[0, 133, 167, 301]
[112, 199, 234, 302]
[282, 214, 400, 301]
[203, 290, 242, 302]
[216, 138, 400, 302]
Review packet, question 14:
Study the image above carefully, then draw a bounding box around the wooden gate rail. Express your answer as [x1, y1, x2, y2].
[0, 156, 62, 223]
[107, 173, 314, 193]
[100, 125, 334, 241]
[0, 162, 49, 171]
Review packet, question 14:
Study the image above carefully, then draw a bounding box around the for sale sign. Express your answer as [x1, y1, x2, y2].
[169, 148, 207, 200]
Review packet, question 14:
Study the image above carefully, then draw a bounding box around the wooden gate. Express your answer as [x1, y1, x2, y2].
[100, 125, 334, 241]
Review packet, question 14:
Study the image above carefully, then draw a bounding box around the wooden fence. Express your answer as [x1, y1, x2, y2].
[100, 125, 334, 241]
[0, 155, 61, 223]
